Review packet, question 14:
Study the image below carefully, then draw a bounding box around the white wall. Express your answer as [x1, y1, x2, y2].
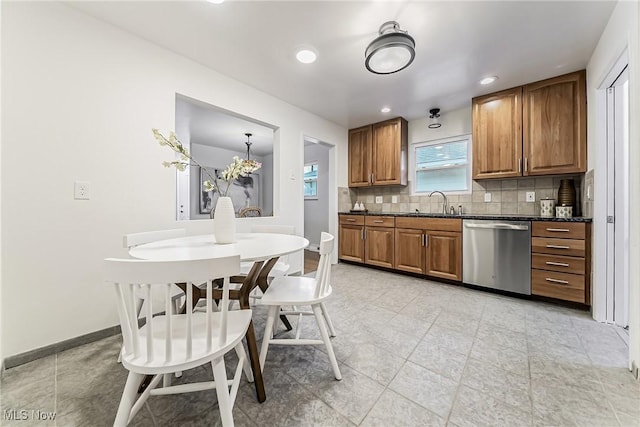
[304, 144, 330, 248]
[0, 2, 346, 360]
[587, 0, 640, 371]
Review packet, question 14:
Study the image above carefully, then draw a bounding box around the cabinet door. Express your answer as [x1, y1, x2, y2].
[339, 224, 364, 263]
[348, 126, 371, 187]
[425, 231, 462, 281]
[371, 118, 408, 186]
[364, 226, 395, 268]
[472, 87, 523, 179]
[394, 228, 425, 274]
[523, 70, 586, 175]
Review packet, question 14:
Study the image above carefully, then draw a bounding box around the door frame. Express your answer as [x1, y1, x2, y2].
[302, 134, 338, 264]
[593, 49, 629, 324]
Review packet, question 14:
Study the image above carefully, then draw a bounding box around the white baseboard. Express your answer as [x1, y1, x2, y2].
[306, 243, 320, 252]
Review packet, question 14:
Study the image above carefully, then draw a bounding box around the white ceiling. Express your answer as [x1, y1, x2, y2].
[68, 0, 616, 129]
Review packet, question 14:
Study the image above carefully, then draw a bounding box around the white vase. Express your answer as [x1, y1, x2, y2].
[213, 196, 236, 244]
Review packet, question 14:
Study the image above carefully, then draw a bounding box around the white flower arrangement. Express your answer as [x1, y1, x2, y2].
[152, 129, 261, 197]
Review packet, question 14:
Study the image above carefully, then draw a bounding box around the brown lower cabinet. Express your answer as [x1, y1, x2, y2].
[531, 221, 591, 304]
[338, 214, 462, 282]
[394, 217, 462, 281]
[338, 215, 396, 267]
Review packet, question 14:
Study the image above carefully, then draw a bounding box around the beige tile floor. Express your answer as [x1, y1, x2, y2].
[1, 263, 638, 426]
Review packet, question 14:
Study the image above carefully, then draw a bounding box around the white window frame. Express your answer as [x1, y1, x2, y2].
[304, 161, 319, 199]
[410, 134, 472, 195]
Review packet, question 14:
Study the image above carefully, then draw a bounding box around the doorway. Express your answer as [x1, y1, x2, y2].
[303, 137, 333, 273]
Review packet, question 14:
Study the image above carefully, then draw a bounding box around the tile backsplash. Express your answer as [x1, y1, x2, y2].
[340, 175, 587, 217]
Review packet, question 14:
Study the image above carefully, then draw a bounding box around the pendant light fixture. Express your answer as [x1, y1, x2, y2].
[428, 108, 442, 129]
[244, 133, 253, 161]
[365, 21, 415, 75]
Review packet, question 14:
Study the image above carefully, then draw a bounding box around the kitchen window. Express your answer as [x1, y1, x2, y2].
[304, 161, 318, 199]
[413, 134, 471, 194]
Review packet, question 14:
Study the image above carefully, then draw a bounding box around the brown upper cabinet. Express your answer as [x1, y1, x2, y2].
[348, 117, 408, 187]
[472, 70, 586, 179]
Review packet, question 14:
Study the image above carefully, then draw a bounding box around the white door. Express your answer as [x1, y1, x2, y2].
[606, 66, 630, 327]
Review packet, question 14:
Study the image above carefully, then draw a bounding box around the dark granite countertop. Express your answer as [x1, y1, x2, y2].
[339, 211, 592, 223]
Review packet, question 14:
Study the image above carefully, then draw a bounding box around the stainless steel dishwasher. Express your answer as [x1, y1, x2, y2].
[463, 219, 531, 295]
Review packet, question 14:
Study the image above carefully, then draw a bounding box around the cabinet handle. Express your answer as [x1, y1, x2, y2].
[346, 219, 356, 222]
[546, 228, 570, 232]
[518, 158, 522, 173]
[422, 234, 426, 246]
[425, 234, 429, 247]
[524, 157, 528, 172]
[545, 277, 569, 285]
[546, 261, 570, 267]
[546, 245, 570, 249]
[373, 220, 384, 223]
[371, 173, 375, 184]
[362, 228, 366, 240]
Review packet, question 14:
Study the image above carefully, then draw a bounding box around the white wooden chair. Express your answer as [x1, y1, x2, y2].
[259, 232, 341, 380]
[104, 256, 252, 427]
[123, 229, 187, 315]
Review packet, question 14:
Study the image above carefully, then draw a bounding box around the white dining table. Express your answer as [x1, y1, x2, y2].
[129, 232, 309, 263]
[128, 232, 309, 404]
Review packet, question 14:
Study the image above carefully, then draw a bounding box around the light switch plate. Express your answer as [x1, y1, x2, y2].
[391, 195, 398, 204]
[375, 196, 383, 204]
[484, 193, 491, 202]
[526, 191, 536, 202]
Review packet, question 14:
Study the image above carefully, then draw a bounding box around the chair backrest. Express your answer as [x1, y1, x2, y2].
[314, 232, 335, 298]
[238, 207, 262, 218]
[104, 256, 240, 364]
[123, 228, 186, 249]
[251, 225, 295, 235]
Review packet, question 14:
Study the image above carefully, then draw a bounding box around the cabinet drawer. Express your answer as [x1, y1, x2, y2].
[531, 269, 585, 303]
[532, 222, 585, 239]
[339, 215, 365, 226]
[532, 253, 585, 275]
[532, 237, 585, 257]
[365, 216, 395, 227]
[395, 217, 462, 232]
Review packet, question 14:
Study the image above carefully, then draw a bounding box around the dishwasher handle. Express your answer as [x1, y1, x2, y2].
[464, 222, 529, 231]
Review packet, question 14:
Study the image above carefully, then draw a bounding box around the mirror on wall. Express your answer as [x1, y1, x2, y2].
[175, 94, 276, 220]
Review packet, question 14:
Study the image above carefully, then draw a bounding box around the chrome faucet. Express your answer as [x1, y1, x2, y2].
[428, 191, 448, 214]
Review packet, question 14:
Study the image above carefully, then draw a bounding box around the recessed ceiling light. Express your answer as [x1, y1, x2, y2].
[296, 49, 317, 64]
[206, 0, 224, 4]
[380, 107, 391, 113]
[480, 76, 498, 85]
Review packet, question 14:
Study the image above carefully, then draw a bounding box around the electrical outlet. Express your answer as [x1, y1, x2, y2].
[74, 181, 90, 200]
[526, 191, 536, 202]
[375, 196, 383, 204]
[391, 195, 398, 204]
[484, 192, 492, 202]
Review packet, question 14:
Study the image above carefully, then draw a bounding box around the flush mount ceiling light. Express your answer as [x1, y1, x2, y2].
[296, 48, 317, 64]
[365, 21, 415, 75]
[480, 76, 498, 85]
[206, 0, 225, 4]
[380, 106, 391, 113]
[428, 108, 442, 129]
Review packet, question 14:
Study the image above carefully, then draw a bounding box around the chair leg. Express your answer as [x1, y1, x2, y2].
[211, 357, 234, 427]
[320, 302, 337, 337]
[312, 304, 342, 380]
[259, 305, 279, 372]
[234, 343, 253, 383]
[115, 371, 145, 426]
